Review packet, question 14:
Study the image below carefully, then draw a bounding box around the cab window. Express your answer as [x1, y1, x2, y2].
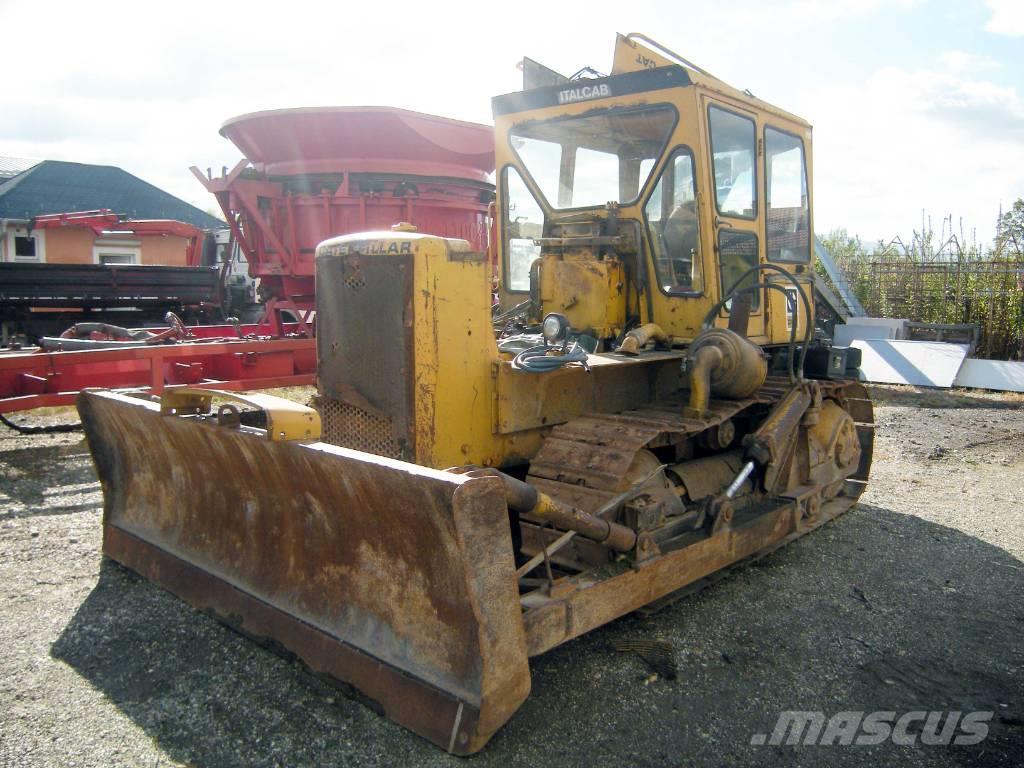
[708, 106, 757, 219]
[765, 127, 810, 262]
[502, 166, 543, 292]
[718, 230, 760, 310]
[645, 149, 702, 294]
[509, 106, 677, 210]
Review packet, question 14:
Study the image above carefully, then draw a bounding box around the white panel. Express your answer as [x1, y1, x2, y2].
[953, 358, 1024, 393]
[850, 340, 969, 388]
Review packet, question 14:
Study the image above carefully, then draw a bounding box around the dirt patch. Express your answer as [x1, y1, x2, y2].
[1, 385, 1021, 767]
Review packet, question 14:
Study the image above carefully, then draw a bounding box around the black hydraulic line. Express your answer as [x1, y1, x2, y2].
[702, 263, 814, 383]
[702, 282, 800, 383]
[0, 413, 82, 434]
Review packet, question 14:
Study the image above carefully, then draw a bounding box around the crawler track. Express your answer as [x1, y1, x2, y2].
[528, 377, 873, 509]
[517, 378, 875, 619]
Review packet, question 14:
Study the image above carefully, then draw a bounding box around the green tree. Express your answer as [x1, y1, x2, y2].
[995, 199, 1024, 257]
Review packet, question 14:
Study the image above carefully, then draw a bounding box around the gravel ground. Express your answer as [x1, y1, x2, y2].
[0, 385, 1021, 767]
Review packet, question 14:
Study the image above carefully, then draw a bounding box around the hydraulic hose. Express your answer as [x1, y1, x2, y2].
[704, 282, 799, 383]
[0, 413, 81, 434]
[511, 341, 589, 373]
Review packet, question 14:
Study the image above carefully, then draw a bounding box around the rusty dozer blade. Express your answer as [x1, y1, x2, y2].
[77, 390, 530, 755]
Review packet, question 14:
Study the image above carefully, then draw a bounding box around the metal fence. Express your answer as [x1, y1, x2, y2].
[839, 254, 1024, 360]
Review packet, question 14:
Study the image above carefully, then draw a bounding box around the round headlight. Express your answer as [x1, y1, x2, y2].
[542, 313, 569, 344]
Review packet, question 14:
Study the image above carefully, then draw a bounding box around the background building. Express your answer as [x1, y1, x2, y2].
[0, 158, 223, 266]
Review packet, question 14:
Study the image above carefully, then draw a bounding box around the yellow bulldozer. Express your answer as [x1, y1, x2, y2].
[77, 34, 873, 755]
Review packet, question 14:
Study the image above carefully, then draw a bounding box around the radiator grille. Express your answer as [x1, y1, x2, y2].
[342, 271, 366, 290]
[316, 397, 402, 459]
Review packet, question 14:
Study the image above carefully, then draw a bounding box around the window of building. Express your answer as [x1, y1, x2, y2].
[15, 236, 36, 259]
[7, 227, 45, 262]
[645, 148, 702, 295]
[708, 106, 757, 219]
[97, 252, 138, 265]
[93, 243, 141, 265]
[765, 126, 810, 262]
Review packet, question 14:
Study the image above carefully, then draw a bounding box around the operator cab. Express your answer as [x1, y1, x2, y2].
[492, 33, 814, 351]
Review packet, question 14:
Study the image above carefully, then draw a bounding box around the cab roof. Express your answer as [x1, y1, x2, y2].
[492, 35, 810, 130]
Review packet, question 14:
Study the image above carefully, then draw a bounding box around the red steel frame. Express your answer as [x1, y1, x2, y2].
[0, 323, 315, 415]
[1, 214, 311, 415]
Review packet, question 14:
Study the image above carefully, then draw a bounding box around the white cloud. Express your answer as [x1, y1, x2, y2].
[985, 0, 1024, 36]
[799, 57, 1024, 245]
[939, 50, 998, 74]
[784, 0, 924, 23]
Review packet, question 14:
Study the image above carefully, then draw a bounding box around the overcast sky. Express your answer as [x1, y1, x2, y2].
[1, 0, 1021, 247]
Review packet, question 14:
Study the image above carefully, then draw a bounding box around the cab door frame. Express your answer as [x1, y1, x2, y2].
[699, 93, 767, 341]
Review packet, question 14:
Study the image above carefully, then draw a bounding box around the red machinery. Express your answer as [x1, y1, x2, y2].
[1, 108, 495, 415]
[0, 322, 315, 415]
[194, 107, 496, 332]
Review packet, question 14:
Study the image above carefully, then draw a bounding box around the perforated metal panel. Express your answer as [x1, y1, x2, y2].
[317, 397, 403, 459]
[316, 250, 414, 454]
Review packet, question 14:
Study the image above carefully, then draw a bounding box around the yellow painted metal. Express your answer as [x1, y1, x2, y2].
[610, 33, 810, 125]
[402, 233, 685, 467]
[159, 388, 321, 441]
[494, 33, 815, 349]
[76, 35, 870, 757]
[537, 256, 626, 339]
[619, 323, 668, 355]
[682, 328, 768, 418]
[807, 400, 861, 482]
[611, 33, 676, 74]
[311, 232, 686, 469]
[79, 389, 530, 755]
[407, 235, 511, 468]
[492, 350, 684, 435]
